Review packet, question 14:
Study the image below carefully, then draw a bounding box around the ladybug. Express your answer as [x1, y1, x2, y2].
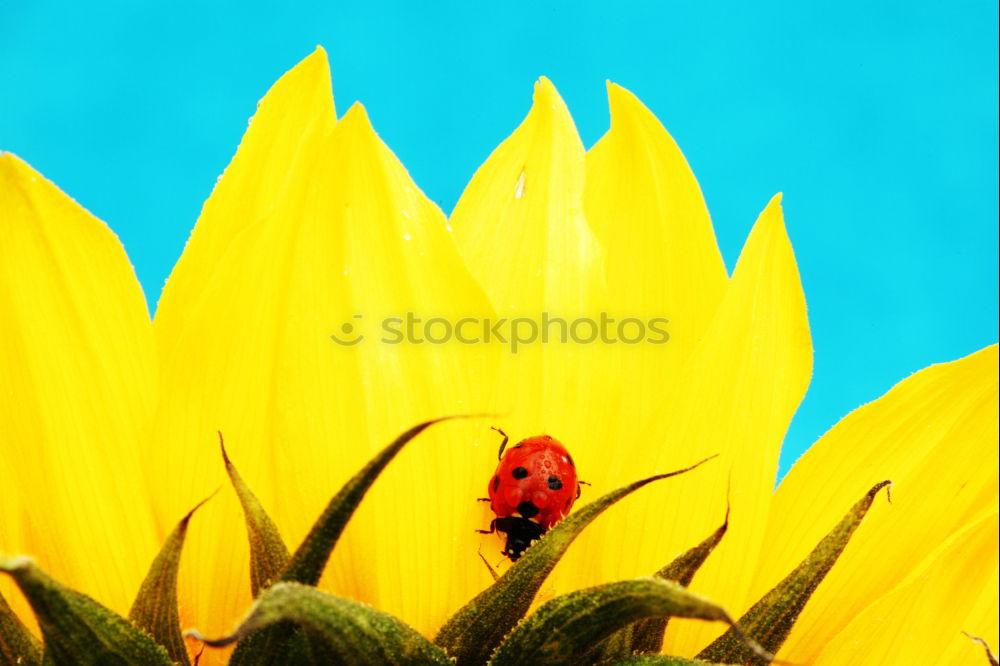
[478, 428, 580, 561]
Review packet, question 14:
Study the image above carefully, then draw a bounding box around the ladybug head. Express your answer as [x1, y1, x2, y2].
[494, 516, 546, 561]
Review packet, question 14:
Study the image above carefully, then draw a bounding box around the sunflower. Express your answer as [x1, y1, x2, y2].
[1, 47, 996, 665]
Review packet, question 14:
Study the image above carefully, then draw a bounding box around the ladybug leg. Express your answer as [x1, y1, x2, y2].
[475, 518, 497, 535]
[576, 479, 591, 499]
[491, 426, 509, 460]
[476, 548, 500, 582]
[477, 497, 491, 502]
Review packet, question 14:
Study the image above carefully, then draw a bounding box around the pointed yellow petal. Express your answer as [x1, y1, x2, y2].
[306, 105, 495, 634]
[448, 79, 626, 580]
[632, 195, 812, 656]
[451, 77, 604, 316]
[812, 510, 999, 664]
[585, 82, 727, 344]
[154, 47, 336, 328]
[582, 84, 731, 507]
[151, 52, 493, 653]
[149, 51, 340, 652]
[751, 344, 999, 662]
[0, 155, 158, 623]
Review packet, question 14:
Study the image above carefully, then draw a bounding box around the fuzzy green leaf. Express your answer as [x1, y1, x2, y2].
[606, 656, 723, 665]
[589, 624, 635, 663]
[590, 512, 729, 662]
[128, 497, 211, 665]
[697, 480, 891, 664]
[0, 557, 172, 666]
[491, 577, 765, 665]
[282, 417, 456, 585]
[229, 418, 457, 665]
[434, 458, 715, 666]
[628, 512, 729, 656]
[220, 433, 290, 597]
[190, 582, 451, 665]
[1, 590, 42, 665]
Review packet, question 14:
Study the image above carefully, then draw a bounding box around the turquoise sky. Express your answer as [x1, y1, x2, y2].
[2, 1, 997, 476]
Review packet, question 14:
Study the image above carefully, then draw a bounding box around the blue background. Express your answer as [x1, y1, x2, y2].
[2, 1, 997, 477]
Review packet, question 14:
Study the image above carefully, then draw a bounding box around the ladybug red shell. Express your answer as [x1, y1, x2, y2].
[480, 430, 580, 561]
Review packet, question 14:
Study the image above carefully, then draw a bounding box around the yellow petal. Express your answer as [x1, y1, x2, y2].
[812, 510, 999, 664]
[447, 78, 616, 466]
[942, 547, 1000, 664]
[0, 154, 158, 622]
[582, 84, 731, 512]
[644, 195, 812, 655]
[571, 88, 735, 610]
[448, 79, 627, 582]
[585, 82, 727, 350]
[153, 47, 337, 331]
[451, 77, 605, 317]
[151, 50, 494, 655]
[754, 344, 999, 662]
[149, 51, 340, 650]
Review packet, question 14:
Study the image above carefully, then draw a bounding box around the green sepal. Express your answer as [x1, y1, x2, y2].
[190, 582, 451, 665]
[0, 557, 172, 666]
[697, 480, 891, 664]
[1, 589, 42, 665]
[283, 417, 457, 586]
[628, 512, 729, 656]
[434, 458, 715, 666]
[588, 625, 634, 663]
[220, 433, 290, 597]
[605, 656, 725, 665]
[963, 632, 999, 666]
[228, 418, 456, 665]
[129, 497, 212, 666]
[491, 577, 763, 665]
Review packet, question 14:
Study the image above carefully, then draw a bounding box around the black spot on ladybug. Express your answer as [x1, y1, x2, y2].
[492, 476, 500, 493]
[517, 501, 539, 519]
[547, 476, 562, 490]
[511, 466, 529, 479]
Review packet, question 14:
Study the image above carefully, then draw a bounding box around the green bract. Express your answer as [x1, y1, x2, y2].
[1, 421, 934, 665]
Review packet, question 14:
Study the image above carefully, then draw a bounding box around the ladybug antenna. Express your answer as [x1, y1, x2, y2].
[491, 426, 510, 460]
